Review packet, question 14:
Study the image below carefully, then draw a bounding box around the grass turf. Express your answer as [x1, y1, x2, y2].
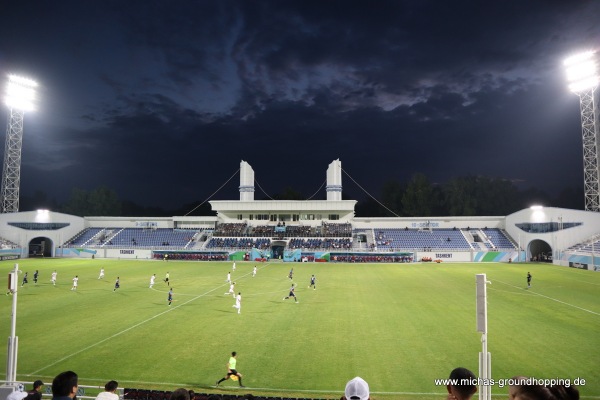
[0, 258, 598, 399]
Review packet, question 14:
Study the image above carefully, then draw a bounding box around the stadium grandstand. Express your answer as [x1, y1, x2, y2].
[0, 160, 598, 270]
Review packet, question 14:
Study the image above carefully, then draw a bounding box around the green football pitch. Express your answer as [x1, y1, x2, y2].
[1, 258, 598, 399]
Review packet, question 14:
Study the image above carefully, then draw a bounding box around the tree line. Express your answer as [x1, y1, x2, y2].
[19, 174, 583, 218]
[353, 174, 583, 217]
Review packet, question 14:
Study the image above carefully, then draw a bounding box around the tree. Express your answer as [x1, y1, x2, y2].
[61, 188, 90, 216]
[62, 186, 121, 216]
[401, 173, 435, 216]
[381, 180, 404, 217]
[89, 186, 122, 216]
[444, 176, 477, 216]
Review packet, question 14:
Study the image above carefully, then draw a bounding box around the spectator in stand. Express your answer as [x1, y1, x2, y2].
[23, 381, 44, 400]
[7, 384, 27, 400]
[445, 367, 477, 400]
[169, 389, 190, 400]
[516, 381, 555, 400]
[95, 381, 119, 400]
[51, 371, 78, 400]
[508, 377, 579, 400]
[343, 376, 370, 400]
[548, 385, 580, 400]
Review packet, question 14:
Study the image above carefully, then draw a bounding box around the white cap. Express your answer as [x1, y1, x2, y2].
[345, 376, 369, 400]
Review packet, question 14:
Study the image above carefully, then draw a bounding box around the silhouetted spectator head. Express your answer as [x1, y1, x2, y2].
[447, 367, 477, 400]
[509, 377, 554, 400]
[549, 385, 579, 400]
[169, 388, 189, 400]
[104, 381, 118, 392]
[52, 371, 78, 398]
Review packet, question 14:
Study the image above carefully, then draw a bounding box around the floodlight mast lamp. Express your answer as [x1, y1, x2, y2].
[1, 75, 37, 214]
[564, 51, 600, 212]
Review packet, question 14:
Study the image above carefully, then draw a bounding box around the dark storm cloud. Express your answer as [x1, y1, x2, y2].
[0, 0, 598, 209]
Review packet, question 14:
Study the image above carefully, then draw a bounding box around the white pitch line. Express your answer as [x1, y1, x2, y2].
[30, 263, 273, 375]
[493, 279, 600, 316]
[487, 287, 534, 296]
[542, 264, 600, 286]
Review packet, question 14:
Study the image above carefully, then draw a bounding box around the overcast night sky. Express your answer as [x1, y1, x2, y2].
[0, 1, 599, 211]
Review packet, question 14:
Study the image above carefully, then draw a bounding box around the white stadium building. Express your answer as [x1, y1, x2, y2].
[0, 160, 598, 270]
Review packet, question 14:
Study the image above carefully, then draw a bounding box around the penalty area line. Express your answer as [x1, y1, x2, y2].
[494, 279, 600, 316]
[29, 284, 224, 375]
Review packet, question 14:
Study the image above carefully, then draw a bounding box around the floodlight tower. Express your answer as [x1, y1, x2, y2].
[564, 51, 600, 212]
[1, 75, 37, 213]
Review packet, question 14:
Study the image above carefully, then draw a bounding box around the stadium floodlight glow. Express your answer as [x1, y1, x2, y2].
[1, 74, 38, 213]
[565, 51, 598, 92]
[5, 75, 38, 112]
[530, 205, 543, 210]
[564, 50, 600, 212]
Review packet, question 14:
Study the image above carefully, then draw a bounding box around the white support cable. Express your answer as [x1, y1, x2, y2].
[341, 168, 401, 218]
[254, 178, 275, 200]
[183, 168, 240, 216]
[254, 178, 326, 201]
[305, 179, 326, 200]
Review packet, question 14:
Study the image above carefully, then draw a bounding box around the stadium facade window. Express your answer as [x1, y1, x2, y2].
[515, 222, 582, 233]
[293, 214, 299, 221]
[8, 222, 70, 230]
[237, 214, 243, 220]
[328, 214, 339, 220]
[270, 215, 277, 222]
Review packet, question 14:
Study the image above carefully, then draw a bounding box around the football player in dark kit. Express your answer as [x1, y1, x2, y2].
[309, 274, 316, 290]
[283, 284, 298, 303]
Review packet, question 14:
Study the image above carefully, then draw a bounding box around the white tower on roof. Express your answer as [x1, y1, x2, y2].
[239, 160, 255, 201]
[326, 159, 342, 201]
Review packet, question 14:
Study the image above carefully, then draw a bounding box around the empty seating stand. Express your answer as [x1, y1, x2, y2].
[373, 228, 471, 250]
[481, 229, 516, 249]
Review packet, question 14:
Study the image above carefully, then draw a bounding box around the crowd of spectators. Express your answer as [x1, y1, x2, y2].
[288, 238, 351, 250]
[247, 225, 316, 238]
[321, 222, 352, 237]
[125, 389, 325, 400]
[30, 363, 583, 400]
[331, 254, 413, 263]
[213, 223, 248, 237]
[251, 226, 275, 236]
[152, 253, 228, 261]
[207, 238, 271, 250]
[285, 225, 314, 237]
